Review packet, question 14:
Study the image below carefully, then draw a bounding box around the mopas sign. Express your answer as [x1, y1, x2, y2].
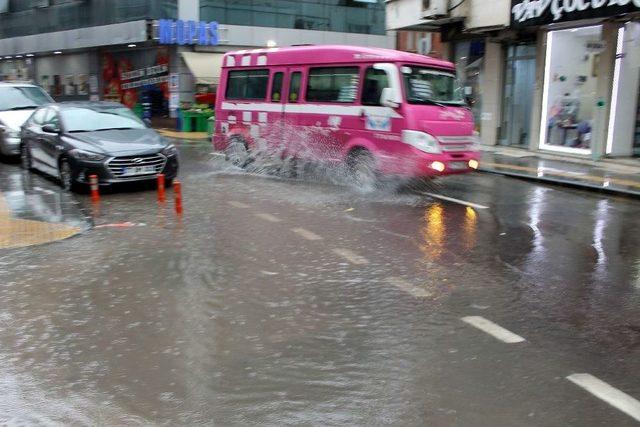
[511, 0, 640, 27]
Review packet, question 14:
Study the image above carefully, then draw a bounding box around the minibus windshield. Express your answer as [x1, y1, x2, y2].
[402, 66, 465, 106]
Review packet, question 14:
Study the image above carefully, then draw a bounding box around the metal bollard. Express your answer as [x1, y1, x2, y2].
[157, 173, 166, 202]
[89, 174, 100, 202]
[173, 179, 183, 215]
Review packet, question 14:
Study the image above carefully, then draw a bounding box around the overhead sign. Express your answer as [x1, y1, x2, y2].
[120, 64, 169, 90]
[511, 0, 640, 28]
[157, 19, 219, 46]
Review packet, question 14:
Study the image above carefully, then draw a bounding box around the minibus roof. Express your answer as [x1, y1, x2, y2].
[222, 45, 455, 70]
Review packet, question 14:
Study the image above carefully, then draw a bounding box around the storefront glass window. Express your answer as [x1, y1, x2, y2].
[540, 26, 603, 154]
[500, 43, 536, 147]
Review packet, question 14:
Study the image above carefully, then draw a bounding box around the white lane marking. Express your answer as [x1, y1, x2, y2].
[254, 213, 282, 223]
[422, 192, 489, 210]
[461, 316, 525, 344]
[332, 248, 369, 265]
[386, 277, 432, 298]
[228, 201, 250, 209]
[292, 227, 323, 241]
[211, 152, 226, 157]
[567, 374, 640, 422]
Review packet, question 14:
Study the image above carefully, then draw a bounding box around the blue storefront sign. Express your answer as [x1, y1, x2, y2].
[157, 19, 219, 46]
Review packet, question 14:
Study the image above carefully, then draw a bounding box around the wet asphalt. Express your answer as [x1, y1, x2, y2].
[1, 141, 640, 426]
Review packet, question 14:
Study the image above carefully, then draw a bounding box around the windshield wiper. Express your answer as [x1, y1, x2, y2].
[9, 106, 39, 110]
[414, 99, 448, 108]
[68, 129, 92, 133]
[95, 127, 135, 131]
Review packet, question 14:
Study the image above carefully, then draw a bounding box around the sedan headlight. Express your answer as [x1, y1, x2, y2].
[69, 149, 106, 162]
[401, 130, 441, 154]
[161, 144, 178, 157]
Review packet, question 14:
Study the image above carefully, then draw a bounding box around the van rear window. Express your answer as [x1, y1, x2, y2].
[225, 69, 269, 100]
[306, 67, 359, 103]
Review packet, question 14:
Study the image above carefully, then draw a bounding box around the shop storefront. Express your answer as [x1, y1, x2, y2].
[511, 0, 640, 159]
[101, 46, 172, 119]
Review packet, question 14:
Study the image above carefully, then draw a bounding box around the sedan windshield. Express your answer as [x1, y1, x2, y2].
[0, 86, 52, 111]
[61, 107, 147, 132]
[402, 66, 465, 106]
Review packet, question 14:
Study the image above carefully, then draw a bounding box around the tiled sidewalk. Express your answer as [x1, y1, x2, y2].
[480, 146, 640, 197]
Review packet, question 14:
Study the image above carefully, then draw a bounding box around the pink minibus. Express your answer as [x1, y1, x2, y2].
[213, 45, 480, 184]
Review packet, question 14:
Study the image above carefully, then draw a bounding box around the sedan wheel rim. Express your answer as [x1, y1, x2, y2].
[60, 162, 72, 190]
[21, 145, 30, 169]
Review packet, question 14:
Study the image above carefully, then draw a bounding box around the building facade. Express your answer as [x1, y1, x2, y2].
[0, 0, 392, 121]
[386, 0, 640, 160]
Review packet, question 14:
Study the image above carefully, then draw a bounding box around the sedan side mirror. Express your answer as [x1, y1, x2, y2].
[42, 124, 60, 134]
[380, 88, 400, 108]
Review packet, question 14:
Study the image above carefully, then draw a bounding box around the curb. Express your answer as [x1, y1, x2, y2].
[479, 168, 640, 199]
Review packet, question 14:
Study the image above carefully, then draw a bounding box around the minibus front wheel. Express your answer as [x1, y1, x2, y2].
[347, 149, 378, 193]
[225, 136, 249, 167]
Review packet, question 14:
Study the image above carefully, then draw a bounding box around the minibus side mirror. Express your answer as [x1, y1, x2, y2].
[380, 88, 399, 108]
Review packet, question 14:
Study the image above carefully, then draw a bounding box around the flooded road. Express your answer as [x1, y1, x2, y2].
[1, 142, 640, 425]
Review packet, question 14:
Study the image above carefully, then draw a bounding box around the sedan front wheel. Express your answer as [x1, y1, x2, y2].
[59, 158, 76, 192]
[20, 143, 32, 171]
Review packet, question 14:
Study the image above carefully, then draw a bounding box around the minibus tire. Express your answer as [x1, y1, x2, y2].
[225, 137, 249, 167]
[348, 150, 378, 192]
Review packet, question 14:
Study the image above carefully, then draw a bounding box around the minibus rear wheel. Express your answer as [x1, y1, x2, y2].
[348, 149, 378, 193]
[225, 137, 249, 167]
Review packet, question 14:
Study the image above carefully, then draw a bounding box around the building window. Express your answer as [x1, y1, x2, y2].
[306, 67, 359, 103]
[225, 69, 269, 100]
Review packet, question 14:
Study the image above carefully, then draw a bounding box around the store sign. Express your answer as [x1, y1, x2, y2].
[511, 0, 640, 28]
[120, 64, 169, 90]
[157, 19, 219, 46]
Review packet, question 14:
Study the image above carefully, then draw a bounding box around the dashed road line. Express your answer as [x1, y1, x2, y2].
[386, 277, 432, 298]
[292, 227, 323, 241]
[461, 316, 525, 344]
[422, 192, 489, 210]
[228, 201, 250, 209]
[567, 374, 640, 422]
[332, 248, 369, 265]
[254, 213, 282, 223]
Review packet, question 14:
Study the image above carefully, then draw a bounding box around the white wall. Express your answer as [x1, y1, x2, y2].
[386, 0, 426, 30]
[608, 22, 640, 157]
[466, 0, 510, 29]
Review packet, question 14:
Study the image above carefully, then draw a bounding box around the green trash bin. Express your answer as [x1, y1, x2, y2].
[132, 103, 143, 119]
[181, 111, 197, 132]
[195, 113, 209, 132]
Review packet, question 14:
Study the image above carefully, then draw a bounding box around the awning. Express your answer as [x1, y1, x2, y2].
[180, 52, 224, 85]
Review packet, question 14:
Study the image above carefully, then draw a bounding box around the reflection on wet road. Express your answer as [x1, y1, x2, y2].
[1, 142, 640, 425]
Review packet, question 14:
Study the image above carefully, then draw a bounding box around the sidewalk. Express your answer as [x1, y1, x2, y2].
[156, 128, 210, 141]
[479, 146, 640, 197]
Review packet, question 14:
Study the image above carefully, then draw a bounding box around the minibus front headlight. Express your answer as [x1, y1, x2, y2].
[401, 130, 441, 154]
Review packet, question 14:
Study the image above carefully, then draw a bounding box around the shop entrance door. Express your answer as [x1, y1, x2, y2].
[500, 44, 536, 147]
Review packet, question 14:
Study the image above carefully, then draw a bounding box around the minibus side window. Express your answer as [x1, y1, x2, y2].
[361, 67, 390, 106]
[225, 69, 269, 100]
[306, 67, 359, 103]
[271, 72, 283, 102]
[289, 72, 302, 103]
